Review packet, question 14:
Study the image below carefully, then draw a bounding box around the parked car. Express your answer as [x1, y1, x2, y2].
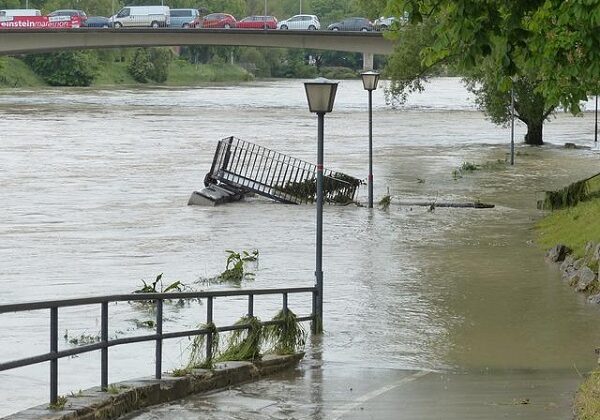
[373, 16, 396, 30]
[85, 16, 112, 28]
[277, 14, 319, 30]
[327, 17, 372, 31]
[0, 9, 41, 17]
[236, 15, 277, 29]
[169, 8, 199, 28]
[200, 13, 236, 29]
[110, 6, 170, 28]
[47, 9, 87, 26]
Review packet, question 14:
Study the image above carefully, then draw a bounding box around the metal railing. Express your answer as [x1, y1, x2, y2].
[205, 136, 361, 204]
[0, 287, 316, 405]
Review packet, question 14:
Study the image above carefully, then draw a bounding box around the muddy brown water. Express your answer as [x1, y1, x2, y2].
[0, 78, 599, 416]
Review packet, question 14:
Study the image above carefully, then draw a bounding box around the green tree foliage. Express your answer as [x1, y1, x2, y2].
[378, 0, 600, 144]
[128, 47, 173, 83]
[25, 51, 97, 86]
[384, 0, 598, 111]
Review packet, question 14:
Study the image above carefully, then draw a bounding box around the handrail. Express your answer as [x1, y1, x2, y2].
[0, 287, 317, 406]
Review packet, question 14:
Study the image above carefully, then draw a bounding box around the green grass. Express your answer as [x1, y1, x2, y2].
[575, 370, 600, 420]
[537, 197, 600, 258]
[0, 57, 45, 88]
[166, 60, 253, 85]
[92, 61, 137, 86]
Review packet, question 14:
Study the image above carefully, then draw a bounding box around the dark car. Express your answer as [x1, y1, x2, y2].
[200, 13, 236, 29]
[85, 16, 111, 28]
[236, 15, 277, 29]
[47, 9, 87, 26]
[327, 17, 372, 31]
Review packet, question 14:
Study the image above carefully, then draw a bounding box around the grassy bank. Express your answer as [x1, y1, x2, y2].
[0, 57, 45, 88]
[575, 369, 600, 420]
[537, 197, 600, 258]
[0, 56, 253, 89]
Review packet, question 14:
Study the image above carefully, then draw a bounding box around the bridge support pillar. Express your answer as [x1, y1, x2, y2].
[362, 52, 374, 71]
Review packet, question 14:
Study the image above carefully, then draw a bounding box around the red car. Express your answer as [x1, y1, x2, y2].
[236, 15, 277, 29]
[199, 13, 236, 28]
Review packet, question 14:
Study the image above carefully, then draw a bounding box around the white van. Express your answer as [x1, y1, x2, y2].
[0, 9, 42, 18]
[111, 6, 170, 28]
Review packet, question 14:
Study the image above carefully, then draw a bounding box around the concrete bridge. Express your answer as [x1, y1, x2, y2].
[0, 28, 395, 70]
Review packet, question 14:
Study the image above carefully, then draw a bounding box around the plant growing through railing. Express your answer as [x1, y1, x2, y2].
[263, 309, 306, 355]
[172, 310, 306, 376]
[48, 395, 68, 410]
[216, 316, 263, 362]
[172, 322, 220, 376]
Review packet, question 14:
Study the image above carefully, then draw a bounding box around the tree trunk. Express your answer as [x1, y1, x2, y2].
[524, 120, 544, 145]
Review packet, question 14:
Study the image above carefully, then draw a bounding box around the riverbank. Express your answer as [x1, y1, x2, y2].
[0, 56, 253, 88]
[537, 191, 600, 419]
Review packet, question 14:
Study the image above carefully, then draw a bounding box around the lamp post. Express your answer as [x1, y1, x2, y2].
[510, 82, 515, 165]
[304, 78, 338, 334]
[595, 94, 598, 146]
[361, 71, 380, 208]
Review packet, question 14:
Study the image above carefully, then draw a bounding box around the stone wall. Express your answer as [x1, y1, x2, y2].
[546, 243, 600, 302]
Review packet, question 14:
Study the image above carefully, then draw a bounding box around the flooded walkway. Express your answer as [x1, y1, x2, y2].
[0, 79, 599, 417]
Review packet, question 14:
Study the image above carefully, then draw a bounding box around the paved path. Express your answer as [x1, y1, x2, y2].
[125, 360, 580, 419]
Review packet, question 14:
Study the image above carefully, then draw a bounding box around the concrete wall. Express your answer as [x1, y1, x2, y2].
[5, 353, 303, 420]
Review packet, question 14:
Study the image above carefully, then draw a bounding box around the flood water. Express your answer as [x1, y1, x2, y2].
[1, 78, 599, 417]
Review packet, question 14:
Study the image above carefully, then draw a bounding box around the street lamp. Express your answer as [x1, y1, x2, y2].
[510, 79, 516, 165]
[595, 94, 598, 146]
[304, 78, 338, 334]
[361, 71, 380, 208]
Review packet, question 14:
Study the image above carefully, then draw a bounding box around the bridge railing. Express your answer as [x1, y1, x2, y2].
[0, 287, 316, 406]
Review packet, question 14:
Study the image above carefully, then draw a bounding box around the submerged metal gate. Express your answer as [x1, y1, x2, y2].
[204, 137, 361, 204]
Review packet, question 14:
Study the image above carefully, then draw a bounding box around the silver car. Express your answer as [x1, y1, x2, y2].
[277, 14, 320, 30]
[169, 9, 199, 28]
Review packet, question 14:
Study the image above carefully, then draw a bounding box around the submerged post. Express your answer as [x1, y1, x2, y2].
[595, 94, 598, 145]
[101, 302, 108, 389]
[304, 78, 338, 334]
[50, 307, 58, 405]
[155, 299, 163, 379]
[510, 85, 515, 166]
[206, 296, 214, 361]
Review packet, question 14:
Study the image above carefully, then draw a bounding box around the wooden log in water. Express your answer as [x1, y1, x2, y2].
[394, 201, 495, 209]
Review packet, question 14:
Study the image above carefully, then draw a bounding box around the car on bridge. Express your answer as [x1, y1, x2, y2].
[85, 16, 112, 28]
[198, 13, 236, 29]
[47, 9, 87, 26]
[236, 15, 277, 29]
[169, 8, 199, 28]
[277, 14, 320, 30]
[327, 17, 373, 31]
[110, 6, 170, 29]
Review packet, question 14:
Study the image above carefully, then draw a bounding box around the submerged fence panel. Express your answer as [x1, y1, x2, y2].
[205, 137, 361, 204]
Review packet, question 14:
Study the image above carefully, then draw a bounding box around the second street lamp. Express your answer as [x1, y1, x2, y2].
[361, 71, 380, 208]
[304, 78, 338, 334]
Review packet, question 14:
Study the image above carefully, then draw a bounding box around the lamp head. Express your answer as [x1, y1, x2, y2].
[304, 78, 339, 113]
[361, 71, 380, 91]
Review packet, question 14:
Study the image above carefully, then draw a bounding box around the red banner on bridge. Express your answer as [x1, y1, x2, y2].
[0, 16, 81, 29]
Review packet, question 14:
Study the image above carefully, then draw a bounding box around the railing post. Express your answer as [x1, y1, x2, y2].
[282, 293, 288, 316]
[311, 289, 318, 334]
[155, 299, 163, 379]
[247, 294, 254, 317]
[50, 307, 58, 405]
[206, 296, 214, 363]
[101, 302, 108, 390]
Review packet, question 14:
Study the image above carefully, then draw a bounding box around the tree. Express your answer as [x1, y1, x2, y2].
[25, 51, 97, 86]
[379, 0, 599, 145]
[384, 0, 598, 111]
